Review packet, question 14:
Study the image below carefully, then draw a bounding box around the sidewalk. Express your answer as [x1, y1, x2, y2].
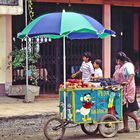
[0, 95, 140, 118]
[0, 96, 59, 118]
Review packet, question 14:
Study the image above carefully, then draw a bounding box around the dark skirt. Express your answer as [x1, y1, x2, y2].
[123, 98, 139, 113]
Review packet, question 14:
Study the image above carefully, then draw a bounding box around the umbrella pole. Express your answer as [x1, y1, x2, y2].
[24, 0, 29, 103]
[63, 36, 66, 119]
[25, 36, 29, 102]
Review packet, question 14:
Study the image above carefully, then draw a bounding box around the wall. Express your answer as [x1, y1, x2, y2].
[0, 1, 23, 95]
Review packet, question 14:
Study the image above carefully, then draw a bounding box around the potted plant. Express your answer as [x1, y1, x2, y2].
[7, 46, 41, 102]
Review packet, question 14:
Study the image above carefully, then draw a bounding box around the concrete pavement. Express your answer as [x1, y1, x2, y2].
[0, 96, 59, 118]
[0, 95, 140, 139]
[0, 95, 140, 118]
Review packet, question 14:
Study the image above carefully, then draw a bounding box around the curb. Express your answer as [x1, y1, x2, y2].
[35, 94, 59, 100]
[0, 112, 58, 120]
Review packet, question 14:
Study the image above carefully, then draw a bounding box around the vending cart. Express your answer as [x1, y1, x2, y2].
[44, 85, 123, 140]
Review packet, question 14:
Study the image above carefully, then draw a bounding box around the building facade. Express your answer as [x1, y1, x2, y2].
[0, 0, 23, 95]
[0, 0, 140, 95]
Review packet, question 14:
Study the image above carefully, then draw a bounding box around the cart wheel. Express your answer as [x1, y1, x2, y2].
[99, 114, 118, 138]
[81, 123, 99, 135]
[44, 117, 65, 140]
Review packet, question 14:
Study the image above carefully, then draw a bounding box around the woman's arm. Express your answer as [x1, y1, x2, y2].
[127, 74, 134, 84]
[124, 62, 135, 85]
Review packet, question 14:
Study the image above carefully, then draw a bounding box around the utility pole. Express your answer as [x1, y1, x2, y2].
[25, 0, 28, 26]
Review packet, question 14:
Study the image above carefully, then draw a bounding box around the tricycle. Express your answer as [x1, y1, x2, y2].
[44, 82, 123, 140]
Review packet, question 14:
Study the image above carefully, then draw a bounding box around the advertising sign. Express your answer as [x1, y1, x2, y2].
[0, 0, 18, 6]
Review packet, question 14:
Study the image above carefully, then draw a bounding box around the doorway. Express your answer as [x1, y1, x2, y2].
[111, 6, 140, 85]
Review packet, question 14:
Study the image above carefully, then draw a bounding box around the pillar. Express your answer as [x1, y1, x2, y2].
[55, 39, 61, 92]
[0, 16, 12, 95]
[133, 14, 139, 52]
[102, 4, 111, 78]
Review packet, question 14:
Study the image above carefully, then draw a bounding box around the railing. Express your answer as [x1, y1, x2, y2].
[0, 0, 18, 6]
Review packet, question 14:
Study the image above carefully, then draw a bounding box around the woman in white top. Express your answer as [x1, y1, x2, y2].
[113, 52, 140, 133]
[91, 59, 103, 80]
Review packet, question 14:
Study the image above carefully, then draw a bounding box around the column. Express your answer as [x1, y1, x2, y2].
[133, 13, 139, 91]
[0, 15, 12, 95]
[102, 4, 111, 78]
[55, 39, 61, 92]
[6, 16, 12, 93]
[0, 16, 6, 94]
[133, 14, 139, 52]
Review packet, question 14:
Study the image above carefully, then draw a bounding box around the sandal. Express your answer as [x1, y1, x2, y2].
[136, 123, 140, 130]
[118, 128, 130, 133]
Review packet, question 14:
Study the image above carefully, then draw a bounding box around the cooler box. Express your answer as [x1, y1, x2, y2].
[59, 87, 122, 124]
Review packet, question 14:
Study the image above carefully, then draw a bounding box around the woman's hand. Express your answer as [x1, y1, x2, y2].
[121, 82, 128, 86]
[121, 81, 130, 86]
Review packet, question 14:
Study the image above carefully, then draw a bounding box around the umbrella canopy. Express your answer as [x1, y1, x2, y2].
[18, 12, 115, 39]
[17, 12, 116, 110]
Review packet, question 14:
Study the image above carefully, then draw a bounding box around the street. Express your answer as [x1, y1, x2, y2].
[0, 97, 140, 140]
[1, 124, 140, 140]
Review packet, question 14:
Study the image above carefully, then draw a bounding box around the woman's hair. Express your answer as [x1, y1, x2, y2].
[94, 59, 102, 68]
[83, 52, 91, 61]
[116, 51, 131, 62]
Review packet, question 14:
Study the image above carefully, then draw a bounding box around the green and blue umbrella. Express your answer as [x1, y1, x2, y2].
[18, 11, 115, 110]
[18, 12, 115, 39]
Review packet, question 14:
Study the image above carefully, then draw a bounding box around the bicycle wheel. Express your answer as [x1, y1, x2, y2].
[99, 114, 118, 138]
[44, 117, 65, 140]
[81, 123, 99, 135]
